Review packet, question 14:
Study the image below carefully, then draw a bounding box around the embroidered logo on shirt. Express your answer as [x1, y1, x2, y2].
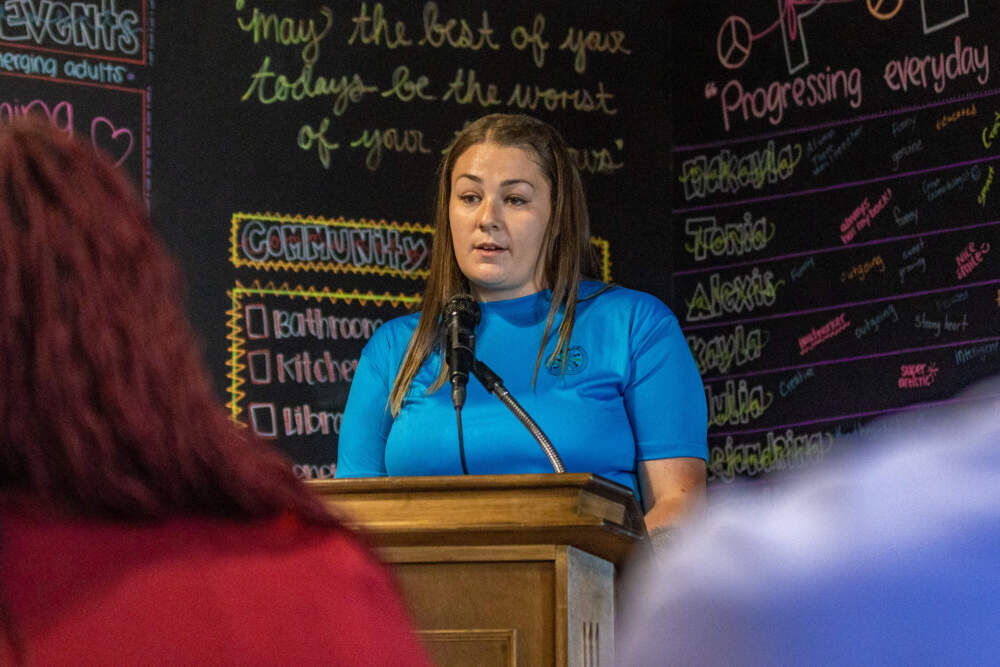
[546, 345, 588, 375]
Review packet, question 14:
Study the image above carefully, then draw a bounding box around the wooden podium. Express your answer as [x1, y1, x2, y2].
[308, 474, 647, 666]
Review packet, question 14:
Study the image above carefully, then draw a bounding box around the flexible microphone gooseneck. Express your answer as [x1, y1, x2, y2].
[472, 359, 566, 474]
[443, 295, 566, 475]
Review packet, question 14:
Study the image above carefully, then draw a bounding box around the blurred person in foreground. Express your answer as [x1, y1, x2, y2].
[619, 377, 1000, 666]
[0, 117, 431, 666]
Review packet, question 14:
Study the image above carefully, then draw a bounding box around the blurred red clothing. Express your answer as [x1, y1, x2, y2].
[0, 503, 431, 666]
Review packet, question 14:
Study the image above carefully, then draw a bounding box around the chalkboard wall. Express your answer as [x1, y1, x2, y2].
[3, 1, 997, 485]
[669, 0, 1000, 488]
[150, 1, 669, 477]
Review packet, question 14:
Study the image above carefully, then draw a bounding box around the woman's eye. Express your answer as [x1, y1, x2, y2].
[458, 193, 480, 205]
[506, 195, 527, 206]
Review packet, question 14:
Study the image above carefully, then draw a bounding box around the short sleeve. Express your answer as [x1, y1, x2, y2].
[623, 297, 708, 462]
[336, 327, 396, 478]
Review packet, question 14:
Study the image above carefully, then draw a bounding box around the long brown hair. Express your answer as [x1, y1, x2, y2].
[0, 116, 333, 525]
[388, 113, 599, 415]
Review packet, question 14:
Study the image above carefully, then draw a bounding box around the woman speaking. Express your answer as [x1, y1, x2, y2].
[337, 113, 707, 534]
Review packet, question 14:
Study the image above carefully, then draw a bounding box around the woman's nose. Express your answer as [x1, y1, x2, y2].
[477, 196, 503, 230]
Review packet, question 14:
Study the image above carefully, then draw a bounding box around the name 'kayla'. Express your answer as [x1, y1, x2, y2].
[883, 36, 989, 94]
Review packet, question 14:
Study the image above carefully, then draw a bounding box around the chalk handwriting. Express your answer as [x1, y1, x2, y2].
[779, 367, 814, 398]
[897, 363, 939, 388]
[557, 25, 630, 74]
[241, 57, 378, 116]
[891, 138, 924, 171]
[956, 241, 990, 279]
[790, 256, 816, 282]
[893, 205, 918, 228]
[441, 67, 501, 107]
[810, 124, 863, 176]
[891, 115, 916, 136]
[419, 2, 500, 50]
[719, 67, 862, 131]
[350, 127, 432, 171]
[239, 218, 430, 273]
[348, 2, 412, 49]
[806, 129, 835, 155]
[955, 340, 1000, 365]
[510, 13, 548, 67]
[708, 429, 833, 483]
[0, 99, 133, 164]
[686, 325, 770, 375]
[684, 212, 775, 261]
[270, 308, 382, 341]
[293, 463, 336, 480]
[282, 404, 342, 437]
[568, 145, 624, 175]
[0, 98, 72, 130]
[798, 312, 850, 355]
[382, 65, 436, 102]
[898, 256, 926, 284]
[936, 290, 968, 312]
[684, 269, 784, 322]
[679, 141, 801, 200]
[979, 166, 995, 206]
[297, 118, 340, 168]
[936, 103, 976, 130]
[922, 166, 980, 202]
[982, 110, 1000, 148]
[0, 48, 56, 76]
[883, 37, 989, 94]
[0, 0, 141, 55]
[273, 351, 357, 385]
[913, 311, 969, 337]
[236, 3, 333, 63]
[854, 303, 899, 339]
[62, 57, 127, 83]
[840, 254, 885, 282]
[902, 237, 925, 261]
[840, 187, 892, 244]
[505, 78, 617, 115]
[705, 379, 773, 428]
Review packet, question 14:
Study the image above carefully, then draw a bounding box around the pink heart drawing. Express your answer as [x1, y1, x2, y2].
[90, 117, 135, 166]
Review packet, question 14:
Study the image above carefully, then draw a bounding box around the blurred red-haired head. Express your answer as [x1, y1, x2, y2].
[0, 116, 332, 523]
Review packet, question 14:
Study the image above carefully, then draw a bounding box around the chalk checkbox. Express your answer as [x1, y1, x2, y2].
[248, 403, 277, 438]
[247, 350, 271, 384]
[244, 304, 269, 339]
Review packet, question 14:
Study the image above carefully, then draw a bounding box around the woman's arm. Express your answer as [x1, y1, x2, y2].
[638, 457, 707, 533]
[336, 338, 395, 478]
[622, 293, 708, 534]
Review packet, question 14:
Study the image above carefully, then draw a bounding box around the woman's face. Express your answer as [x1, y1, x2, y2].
[449, 142, 552, 302]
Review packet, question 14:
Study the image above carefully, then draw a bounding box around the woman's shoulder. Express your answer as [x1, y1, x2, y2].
[365, 310, 422, 350]
[581, 281, 678, 321]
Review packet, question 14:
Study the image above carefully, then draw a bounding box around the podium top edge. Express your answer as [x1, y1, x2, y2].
[307, 472, 634, 499]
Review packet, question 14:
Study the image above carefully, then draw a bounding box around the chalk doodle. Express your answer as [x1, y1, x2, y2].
[0, 0, 145, 60]
[231, 212, 434, 279]
[714, 0, 853, 74]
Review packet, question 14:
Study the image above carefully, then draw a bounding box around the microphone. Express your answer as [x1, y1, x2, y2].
[443, 294, 481, 410]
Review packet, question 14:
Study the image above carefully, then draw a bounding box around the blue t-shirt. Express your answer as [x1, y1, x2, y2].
[336, 282, 707, 502]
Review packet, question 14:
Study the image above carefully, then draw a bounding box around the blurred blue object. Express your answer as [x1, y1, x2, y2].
[619, 377, 1000, 666]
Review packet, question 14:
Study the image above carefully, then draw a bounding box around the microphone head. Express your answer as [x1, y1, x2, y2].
[444, 294, 481, 327]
